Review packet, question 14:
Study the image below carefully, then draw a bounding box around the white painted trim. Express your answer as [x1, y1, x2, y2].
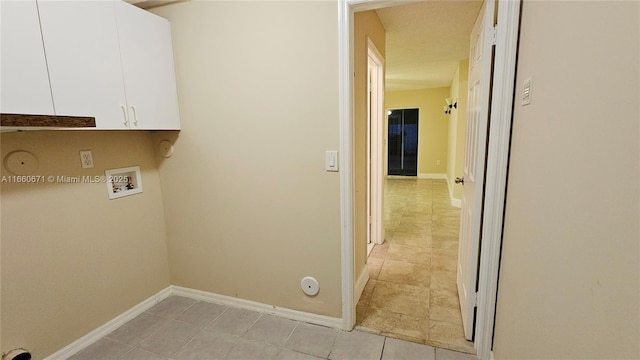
[44, 287, 172, 360]
[47, 285, 343, 359]
[338, 0, 355, 331]
[367, 37, 385, 247]
[417, 173, 447, 180]
[475, 1, 521, 358]
[354, 267, 370, 305]
[171, 286, 343, 330]
[345, 0, 416, 12]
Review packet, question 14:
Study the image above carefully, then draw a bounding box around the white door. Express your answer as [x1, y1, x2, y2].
[38, 0, 128, 128]
[115, 1, 181, 130]
[457, 0, 495, 341]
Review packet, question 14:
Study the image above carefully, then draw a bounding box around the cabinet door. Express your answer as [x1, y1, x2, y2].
[115, 1, 180, 130]
[38, 0, 128, 129]
[1, 1, 54, 115]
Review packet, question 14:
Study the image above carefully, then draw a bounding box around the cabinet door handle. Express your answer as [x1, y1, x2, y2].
[131, 105, 138, 127]
[120, 105, 129, 127]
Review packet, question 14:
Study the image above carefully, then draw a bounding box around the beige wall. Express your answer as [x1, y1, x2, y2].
[446, 60, 469, 202]
[493, 1, 640, 358]
[353, 10, 386, 290]
[150, 1, 342, 317]
[0, 131, 170, 358]
[385, 88, 450, 175]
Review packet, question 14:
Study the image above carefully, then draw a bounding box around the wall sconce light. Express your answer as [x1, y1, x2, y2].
[444, 98, 457, 115]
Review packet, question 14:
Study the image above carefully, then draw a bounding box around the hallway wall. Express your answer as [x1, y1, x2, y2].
[493, 1, 640, 358]
[446, 60, 468, 204]
[353, 10, 386, 295]
[151, 1, 343, 317]
[385, 87, 450, 177]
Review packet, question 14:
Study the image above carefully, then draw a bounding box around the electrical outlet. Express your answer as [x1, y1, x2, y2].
[80, 151, 94, 169]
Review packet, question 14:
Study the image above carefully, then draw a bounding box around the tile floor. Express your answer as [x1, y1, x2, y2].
[69, 296, 477, 360]
[355, 178, 475, 354]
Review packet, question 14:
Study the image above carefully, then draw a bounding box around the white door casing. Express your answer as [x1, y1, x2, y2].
[367, 61, 372, 246]
[367, 38, 385, 246]
[457, 0, 495, 341]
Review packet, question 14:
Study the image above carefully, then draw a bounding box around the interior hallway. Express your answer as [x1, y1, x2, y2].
[356, 178, 474, 354]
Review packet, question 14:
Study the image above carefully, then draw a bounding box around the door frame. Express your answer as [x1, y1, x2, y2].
[367, 38, 385, 246]
[337, 1, 522, 359]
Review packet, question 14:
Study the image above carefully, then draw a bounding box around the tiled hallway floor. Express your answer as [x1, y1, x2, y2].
[69, 296, 476, 360]
[355, 178, 475, 354]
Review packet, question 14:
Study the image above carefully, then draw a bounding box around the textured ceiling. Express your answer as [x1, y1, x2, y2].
[375, 1, 483, 91]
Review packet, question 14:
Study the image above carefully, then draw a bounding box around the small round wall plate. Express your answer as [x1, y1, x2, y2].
[301, 276, 320, 296]
[4, 150, 38, 175]
[158, 140, 174, 158]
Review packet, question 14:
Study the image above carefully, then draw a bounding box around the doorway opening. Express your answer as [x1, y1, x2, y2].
[387, 108, 419, 177]
[341, 0, 522, 359]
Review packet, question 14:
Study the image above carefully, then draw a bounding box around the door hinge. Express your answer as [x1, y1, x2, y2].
[473, 291, 479, 307]
[491, 25, 497, 46]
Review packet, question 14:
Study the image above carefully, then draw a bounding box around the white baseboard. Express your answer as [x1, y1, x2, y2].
[47, 285, 344, 359]
[171, 286, 343, 330]
[44, 287, 172, 360]
[354, 268, 370, 305]
[417, 173, 447, 179]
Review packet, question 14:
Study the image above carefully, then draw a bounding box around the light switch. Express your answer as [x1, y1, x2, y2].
[522, 77, 532, 106]
[326, 151, 339, 172]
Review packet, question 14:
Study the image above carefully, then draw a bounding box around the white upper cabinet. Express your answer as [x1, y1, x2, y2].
[38, 0, 128, 129]
[33, 0, 181, 130]
[115, 1, 180, 130]
[1, 1, 55, 115]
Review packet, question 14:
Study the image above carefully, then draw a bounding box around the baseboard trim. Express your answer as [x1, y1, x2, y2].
[44, 286, 172, 360]
[418, 173, 447, 179]
[354, 268, 370, 305]
[47, 285, 344, 359]
[171, 286, 343, 330]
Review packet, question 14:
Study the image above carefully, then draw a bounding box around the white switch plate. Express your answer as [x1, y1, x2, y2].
[80, 150, 94, 169]
[522, 77, 532, 106]
[326, 151, 339, 172]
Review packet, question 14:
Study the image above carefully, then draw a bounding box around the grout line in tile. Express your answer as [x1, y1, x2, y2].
[168, 329, 203, 359]
[378, 336, 388, 360]
[240, 312, 264, 337]
[281, 320, 300, 346]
